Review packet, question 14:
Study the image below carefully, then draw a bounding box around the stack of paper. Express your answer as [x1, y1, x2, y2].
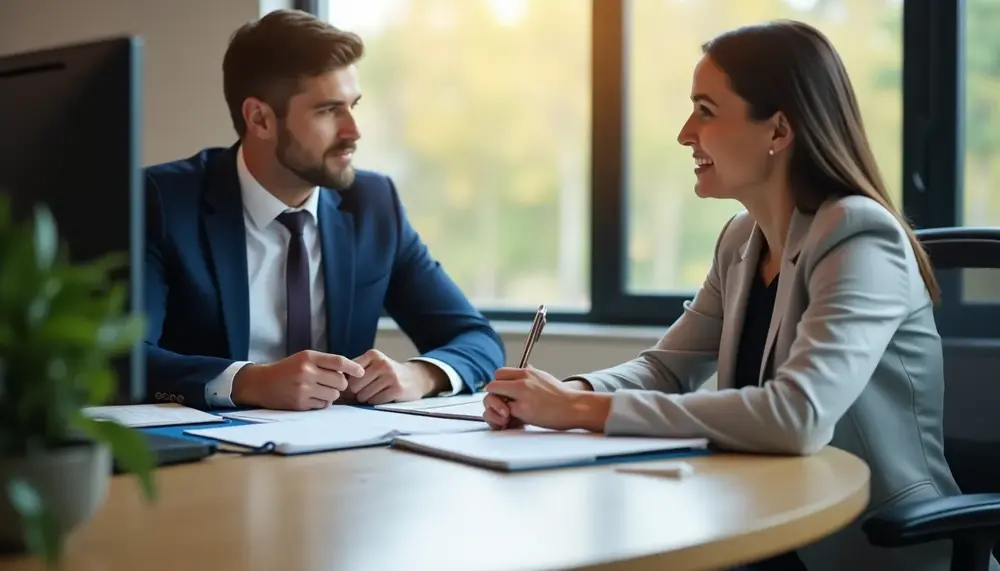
[189, 406, 489, 455]
[81, 403, 225, 428]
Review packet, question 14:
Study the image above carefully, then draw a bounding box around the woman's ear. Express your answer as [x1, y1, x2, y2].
[770, 111, 794, 154]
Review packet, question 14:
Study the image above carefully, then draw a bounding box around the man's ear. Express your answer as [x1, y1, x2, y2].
[770, 111, 794, 154]
[242, 97, 277, 140]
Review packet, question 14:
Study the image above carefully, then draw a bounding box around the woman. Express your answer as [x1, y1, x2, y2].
[483, 20, 982, 571]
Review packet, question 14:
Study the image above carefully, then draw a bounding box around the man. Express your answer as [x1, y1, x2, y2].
[143, 9, 505, 411]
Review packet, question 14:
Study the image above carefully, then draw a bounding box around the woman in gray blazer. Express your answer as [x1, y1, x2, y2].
[482, 19, 986, 571]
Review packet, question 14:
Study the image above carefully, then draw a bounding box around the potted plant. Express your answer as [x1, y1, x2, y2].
[0, 196, 157, 566]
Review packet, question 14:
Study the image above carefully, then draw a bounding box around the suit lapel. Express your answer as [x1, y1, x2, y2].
[318, 189, 355, 356]
[202, 146, 250, 360]
[718, 225, 763, 390]
[758, 209, 810, 384]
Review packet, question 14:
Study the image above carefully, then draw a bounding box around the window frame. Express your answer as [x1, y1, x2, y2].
[310, 0, 993, 337]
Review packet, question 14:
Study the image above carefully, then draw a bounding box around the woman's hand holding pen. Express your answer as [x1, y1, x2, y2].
[483, 366, 612, 432]
[483, 378, 526, 430]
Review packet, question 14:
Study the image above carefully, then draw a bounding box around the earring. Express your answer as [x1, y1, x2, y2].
[768, 148, 775, 156]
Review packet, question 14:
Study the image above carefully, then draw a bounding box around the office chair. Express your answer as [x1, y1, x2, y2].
[862, 227, 1000, 571]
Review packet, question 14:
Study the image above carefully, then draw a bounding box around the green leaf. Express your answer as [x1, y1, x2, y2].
[78, 252, 129, 281]
[0, 321, 16, 347]
[83, 368, 115, 406]
[102, 283, 128, 316]
[36, 315, 100, 347]
[7, 478, 62, 567]
[0, 233, 38, 306]
[8, 478, 41, 514]
[50, 252, 126, 292]
[73, 416, 157, 500]
[96, 315, 145, 352]
[32, 205, 57, 271]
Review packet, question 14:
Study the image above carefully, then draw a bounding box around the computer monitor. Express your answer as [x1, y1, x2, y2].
[0, 36, 146, 405]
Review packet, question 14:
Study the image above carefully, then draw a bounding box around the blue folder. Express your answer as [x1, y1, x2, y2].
[140, 416, 254, 443]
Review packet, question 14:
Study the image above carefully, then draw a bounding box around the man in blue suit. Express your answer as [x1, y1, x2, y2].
[144, 9, 505, 411]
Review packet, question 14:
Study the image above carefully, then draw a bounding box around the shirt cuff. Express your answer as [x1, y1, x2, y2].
[409, 357, 464, 396]
[204, 361, 252, 408]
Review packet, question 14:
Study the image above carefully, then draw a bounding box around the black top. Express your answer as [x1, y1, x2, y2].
[733, 272, 780, 390]
[731, 271, 808, 571]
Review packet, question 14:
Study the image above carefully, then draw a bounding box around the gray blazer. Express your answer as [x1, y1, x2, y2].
[573, 195, 996, 571]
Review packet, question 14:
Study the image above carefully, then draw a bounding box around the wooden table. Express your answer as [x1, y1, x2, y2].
[2, 445, 869, 571]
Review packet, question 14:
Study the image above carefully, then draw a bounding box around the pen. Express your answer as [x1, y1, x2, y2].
[495, 304, 546, 409]
[518, 304, 547, 368]
[615, 462, 695, 479]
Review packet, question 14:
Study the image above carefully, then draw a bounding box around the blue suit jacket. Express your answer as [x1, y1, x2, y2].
[143, 145, 505, 409]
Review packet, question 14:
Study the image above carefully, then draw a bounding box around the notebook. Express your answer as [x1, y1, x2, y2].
[392, 429, 711, 471]
[375, 393, 486, 421]
[186, 406, 489, 455]
[81, 403, 225, 428]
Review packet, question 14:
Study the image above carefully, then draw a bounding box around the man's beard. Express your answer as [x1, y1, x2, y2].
[275, 123, 356, 190]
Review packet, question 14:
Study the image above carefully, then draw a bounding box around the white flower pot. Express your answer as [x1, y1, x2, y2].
[0, 441, 111, 554]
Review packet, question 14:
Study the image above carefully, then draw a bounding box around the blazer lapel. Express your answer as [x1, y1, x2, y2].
[718, 225, 764, 390]
[758, 209, 810, 384]
[202, 146, 250, 360]
[318, 189, 355, 356]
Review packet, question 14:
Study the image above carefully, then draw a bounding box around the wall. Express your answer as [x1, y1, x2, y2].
[0, 0, 287, 166]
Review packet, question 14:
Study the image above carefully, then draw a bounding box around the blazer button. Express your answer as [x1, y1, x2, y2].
[155, 391, 164, 400]
[176, 395, 185, 404]
[169, 394, 177, 402]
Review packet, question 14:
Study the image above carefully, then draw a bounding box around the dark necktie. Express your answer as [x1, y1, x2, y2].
[277, 210, 311, 357]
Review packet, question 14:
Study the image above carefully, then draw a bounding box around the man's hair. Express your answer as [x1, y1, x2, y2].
[223, 9, 364, 138]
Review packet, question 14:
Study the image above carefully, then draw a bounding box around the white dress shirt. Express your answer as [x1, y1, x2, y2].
[203, 147, 464, 407]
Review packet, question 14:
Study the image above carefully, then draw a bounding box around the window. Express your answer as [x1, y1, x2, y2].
[625, 0, 902, 295]
[326, 0, 591, 313]
[962, 0, 1000, 229]
[298, 0, 999, 337]
[960, 0, 1000, 305]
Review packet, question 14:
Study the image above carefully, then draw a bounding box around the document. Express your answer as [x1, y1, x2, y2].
[219, 406, 361, 423]
[80, 403, 225, 428]
[188, 406, 489, 455]
[375, 393, 486, 421]
[375, 393, 485, 411]
[392, 429, 710, 471]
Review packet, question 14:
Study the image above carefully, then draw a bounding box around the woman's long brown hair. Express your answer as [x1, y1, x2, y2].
[703, 20, 940, 303]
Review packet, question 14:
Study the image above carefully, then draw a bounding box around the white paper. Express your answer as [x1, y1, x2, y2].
[220, 405, 365, 423]
[220, 405, 487, 432]
[186, 419, 396, 454]
[197, 406, 490, 454]
[376, 394, 486, 421]
[81, 403, 224, 428]
[375, 393, 485, 412]
[413, 401, 486, 420]
[393, 430, 709, 471]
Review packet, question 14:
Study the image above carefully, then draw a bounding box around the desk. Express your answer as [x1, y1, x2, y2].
[1, 445, 869, 571]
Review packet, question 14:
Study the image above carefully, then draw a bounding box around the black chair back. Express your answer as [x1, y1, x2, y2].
[917, 227, 1000, 499]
